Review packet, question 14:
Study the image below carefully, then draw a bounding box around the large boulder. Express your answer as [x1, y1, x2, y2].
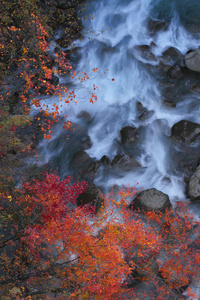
[162, 47, 182, 61]
[129, 188, 171, 212]
[171, 120, 200, 145]
[120, 126, 138, 144]
[71, 150, 92, 168]
[159, 47, 182, 70]
[185, 49, 200, 72]
[71, 150, 99, 180]
[76, 182, 103, 211]
[188, 167, 200, 201]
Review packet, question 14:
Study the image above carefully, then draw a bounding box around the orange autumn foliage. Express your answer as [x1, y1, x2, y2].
[0, 174, 199, 299]
[0, 0, 95, 145]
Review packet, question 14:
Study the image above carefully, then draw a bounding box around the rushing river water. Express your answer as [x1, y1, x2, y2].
[29, 1, 200, 298]
[35, 0, 200, 209]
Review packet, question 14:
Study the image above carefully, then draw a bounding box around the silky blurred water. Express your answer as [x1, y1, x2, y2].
[31, 1, 200, 297]
[36, 0, 200, 206]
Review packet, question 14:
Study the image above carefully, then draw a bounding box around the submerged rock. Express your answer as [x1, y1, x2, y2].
[134, 44, 156, 61]
[77, 110, 93, 123]
[100, 155, 111, 166]
[120, 126, 138, 144]
[111, 154, 141, 172]
[167, 64, 183, 79]
[71, 149, 92, 166]
[159, 47, 182, 68]
[129, 188, 171, 212]
[138, 110, 154, 120]
[162, 47, 182, 60]
[171, 120, 200, 145]
[136, 101, 144, 112]
[162, 99, 176, 108]
[148, 19, 168, 36]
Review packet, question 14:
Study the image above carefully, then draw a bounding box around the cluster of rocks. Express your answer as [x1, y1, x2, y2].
[71, 20, 200, 210]
[71, 117, 200, 211]
[70, 123, 141, 179]
[14, 12, 198, 215]
[133, 18, 200, 108]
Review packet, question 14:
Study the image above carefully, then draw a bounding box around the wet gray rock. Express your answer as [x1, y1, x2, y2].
[171, 146, 200, 184]
[171, 120, 200, 145]
[77, 111, 93, 123]
[188, 167, 200, 201]
[159, 82, 177, 103]
[71, 149, 92, 167]
[159, 81, 175, 89]
[129, 188, 171, 212]
[71, 150, 99, 180]
[185, 49, 200, 72]
[138, 110, 154, 120]
[167, 64, 183, 79]
[84, 161, 100, 181]
[162, 47, 182, 59]
[161, 47, 182, 65]
[80, 135, 92, 150]
[112, 154, 141, 172]
[148, 19, 168, 36]
[136, 101, 144, 112]
[76, 182, 103, 211]
[134, 44, 156, 61]
[100, 155, 111, 166]
[136, 102, 154, 120]
[120, 126, 138, 144]
[62, 122, 92, 150]
[189, 83, 200, 94]
[162, 99, 176, 108]
[158, 61, 172, 72]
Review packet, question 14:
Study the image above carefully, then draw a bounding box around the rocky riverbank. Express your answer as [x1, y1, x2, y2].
[0, 0, 86, 183]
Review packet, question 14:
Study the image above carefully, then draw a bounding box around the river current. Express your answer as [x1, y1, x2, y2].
[35, 0, 200, 209]
[29, 1, 200, 298]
